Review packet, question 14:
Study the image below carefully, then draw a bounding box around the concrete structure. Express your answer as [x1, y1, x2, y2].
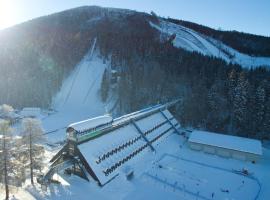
[42, 102, 181, 186]
[188, 131, 262, 162]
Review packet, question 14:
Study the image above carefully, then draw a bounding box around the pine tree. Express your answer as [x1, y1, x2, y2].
[0, 104, 14, 117]
[227, 69, 237, 133]
[262, 98, 270, 140]
[232, 72, 249, 135]
[21, 118, 45, 185]
[255, 84, 265, 138]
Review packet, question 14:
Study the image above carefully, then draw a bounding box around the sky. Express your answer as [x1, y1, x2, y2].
[0, 0, 269, 36]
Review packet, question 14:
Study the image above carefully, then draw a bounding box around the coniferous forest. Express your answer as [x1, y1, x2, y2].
[0, 6, 270, 140]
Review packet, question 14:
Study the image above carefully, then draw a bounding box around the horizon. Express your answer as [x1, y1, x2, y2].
[0, 0, 269, 37]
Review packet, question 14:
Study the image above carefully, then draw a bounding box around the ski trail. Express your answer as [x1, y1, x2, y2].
[43, 37, 110, 143]
[63, 37, 97, 105]
[150, 20, 270, 68]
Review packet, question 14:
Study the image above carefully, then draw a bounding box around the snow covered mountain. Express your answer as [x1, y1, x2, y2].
[0, 6, 270, 200]
[150, 20, 270, 68]
[1, 6, 270, 140]
[0, 6, 269, 109]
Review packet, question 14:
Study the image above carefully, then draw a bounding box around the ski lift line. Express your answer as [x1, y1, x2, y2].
[63, 38, 97, 105]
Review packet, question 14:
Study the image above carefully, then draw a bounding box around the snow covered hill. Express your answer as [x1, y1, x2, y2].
[150, 20, 270, 68]
[38, 7, 270, 143]
[42, 39, 112, 142]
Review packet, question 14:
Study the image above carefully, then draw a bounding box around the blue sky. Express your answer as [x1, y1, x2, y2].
[0, 0, 269, 36]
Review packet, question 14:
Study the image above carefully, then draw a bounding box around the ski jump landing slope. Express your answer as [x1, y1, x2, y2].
[150, 20, 270, 68]
[43, 38, 108, 142]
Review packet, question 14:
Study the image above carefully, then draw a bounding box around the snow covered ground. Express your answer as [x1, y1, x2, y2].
[18, 128, 269, 200]
[6, 26, 269, 200]
[150, 20, 270, 68]
[41, 39, 112, 143]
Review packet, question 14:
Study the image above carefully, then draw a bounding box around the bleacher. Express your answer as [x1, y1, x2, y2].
[77, 109, 181, 185]
[44, 103, 181, 187]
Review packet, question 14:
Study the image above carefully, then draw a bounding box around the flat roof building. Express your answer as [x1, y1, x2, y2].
[188, 130, 262, 162]
[20, 107, 41, 118]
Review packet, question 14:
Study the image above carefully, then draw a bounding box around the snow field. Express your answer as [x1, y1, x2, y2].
[143, 154, 260, 200]
[42, 39, 110, 143]
[150, 20, 270, 68]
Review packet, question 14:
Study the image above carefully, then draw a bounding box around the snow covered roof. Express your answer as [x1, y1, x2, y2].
[68, 114, 112, 132]
[20, 107, 41, 118]
[77, 109, 180, 185]
[188, 131, 262, 155]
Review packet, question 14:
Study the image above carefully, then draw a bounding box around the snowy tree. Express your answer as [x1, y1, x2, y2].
[262, 98, 270, 140]
[21, 118, 46, 185]
[228, 69, 237, 105]
[255, 85, 265, 137]
[232, 72, 249, 135]
[0, 104, 14, 117]
[0, 120, 18, 200]
[206, 80, 228, 132]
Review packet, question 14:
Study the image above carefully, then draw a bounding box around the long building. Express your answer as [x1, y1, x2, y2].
[188, 130, 262, 162]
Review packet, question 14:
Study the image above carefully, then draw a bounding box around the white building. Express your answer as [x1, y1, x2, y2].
[20, 107, 41, 118]
[188, 130, 262, 162]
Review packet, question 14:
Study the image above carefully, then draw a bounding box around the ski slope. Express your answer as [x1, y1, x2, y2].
[42, 39, 109, 143]
[150, 20, 270, 68]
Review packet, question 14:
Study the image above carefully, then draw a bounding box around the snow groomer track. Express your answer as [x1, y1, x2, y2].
[42, 100, 181, 186]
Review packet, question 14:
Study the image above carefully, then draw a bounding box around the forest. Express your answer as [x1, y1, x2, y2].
[0, 6, 269, 140]
[98, 11, 270, 140]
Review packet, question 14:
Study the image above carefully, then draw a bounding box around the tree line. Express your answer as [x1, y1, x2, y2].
[0, 105, 45, 200]
[97, 14, 270, 140]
